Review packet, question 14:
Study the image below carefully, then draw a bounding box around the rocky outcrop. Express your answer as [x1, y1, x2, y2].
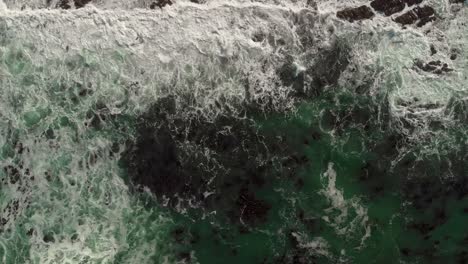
[337, 5, 375, 22]
[339, 0, 438, 27]
[394, 6, 436, 27]
[150, 0, 173, 9]
[370, 0, 423, 16]
[57, 0, 91, 9]
[414, 60, 453, 74]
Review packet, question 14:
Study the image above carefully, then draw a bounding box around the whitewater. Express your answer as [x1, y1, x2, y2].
[0, 0, 466, 263]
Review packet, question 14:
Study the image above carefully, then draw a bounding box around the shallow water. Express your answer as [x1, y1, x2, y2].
[0, 0, 467, 263]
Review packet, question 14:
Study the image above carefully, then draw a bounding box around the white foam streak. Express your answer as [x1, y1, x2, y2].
[320, 163, 371, 247]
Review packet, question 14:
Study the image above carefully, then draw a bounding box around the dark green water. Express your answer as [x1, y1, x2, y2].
[144, 89, 467, 264]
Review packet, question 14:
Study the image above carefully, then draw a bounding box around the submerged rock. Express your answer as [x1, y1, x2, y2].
[337, 5, 375, 22]
[121, 97, 304, 226]
[121, 98, 205, 205]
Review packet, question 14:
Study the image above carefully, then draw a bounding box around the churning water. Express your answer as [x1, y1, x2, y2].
[0, 0, 467, 263]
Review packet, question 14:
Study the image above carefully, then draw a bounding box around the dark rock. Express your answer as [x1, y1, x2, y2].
[150, 0, 173, 9]
[57, 0, 71, 9]
[337, 5, 375, 22]
[57, 0, 91, 9]
[74, 0, 91, 8]
[370, 0, 423, 16]
[371, 0, 404, 15]
[394, 6, 436, 27]
[415, 60, 453, 74]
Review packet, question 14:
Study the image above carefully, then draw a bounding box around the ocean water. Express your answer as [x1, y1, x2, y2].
[0, 0, 467, 263]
